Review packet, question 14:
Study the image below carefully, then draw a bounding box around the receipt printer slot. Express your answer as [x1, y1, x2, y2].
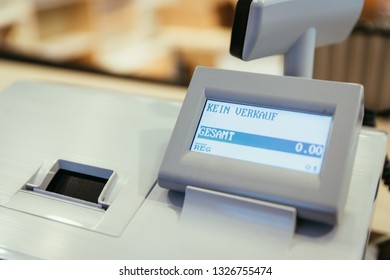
[46, 169, 108, 205]
[25, 159, 116, 210]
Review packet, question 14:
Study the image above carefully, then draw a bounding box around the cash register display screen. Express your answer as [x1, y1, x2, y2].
[190, 100, 333, 174]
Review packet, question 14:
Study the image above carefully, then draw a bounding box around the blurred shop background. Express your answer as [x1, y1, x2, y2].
[0, 0, 389, 112]
[0, 0, 238, 86]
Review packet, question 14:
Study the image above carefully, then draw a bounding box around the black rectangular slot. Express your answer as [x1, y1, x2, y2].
[46, 169, 108, 204]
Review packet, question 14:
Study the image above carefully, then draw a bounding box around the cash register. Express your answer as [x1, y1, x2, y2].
[0, 0, 386, 259]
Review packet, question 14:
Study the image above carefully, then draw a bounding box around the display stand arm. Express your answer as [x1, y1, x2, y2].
[284, 28, 316, 78]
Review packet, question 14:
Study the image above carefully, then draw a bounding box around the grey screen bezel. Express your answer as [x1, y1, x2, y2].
[158, 67, 363, 225]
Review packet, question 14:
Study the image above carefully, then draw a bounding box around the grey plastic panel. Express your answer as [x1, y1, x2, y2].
[158, 66, 364, 225]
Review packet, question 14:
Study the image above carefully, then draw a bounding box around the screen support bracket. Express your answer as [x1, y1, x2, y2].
[179, 186, 297, 247]
[284, 27, 316, 78]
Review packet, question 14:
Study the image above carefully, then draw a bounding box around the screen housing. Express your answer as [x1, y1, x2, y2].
[158, 67, 363, 225]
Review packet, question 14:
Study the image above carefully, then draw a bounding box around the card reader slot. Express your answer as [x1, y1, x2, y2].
[26, 184, 106, 210]
[23, 160, 116, 210]
[46, 169, 107, 205]
[25, 170, 109, 210]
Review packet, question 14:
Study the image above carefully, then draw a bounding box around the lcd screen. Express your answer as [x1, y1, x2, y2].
[191, 100, 333, 174]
